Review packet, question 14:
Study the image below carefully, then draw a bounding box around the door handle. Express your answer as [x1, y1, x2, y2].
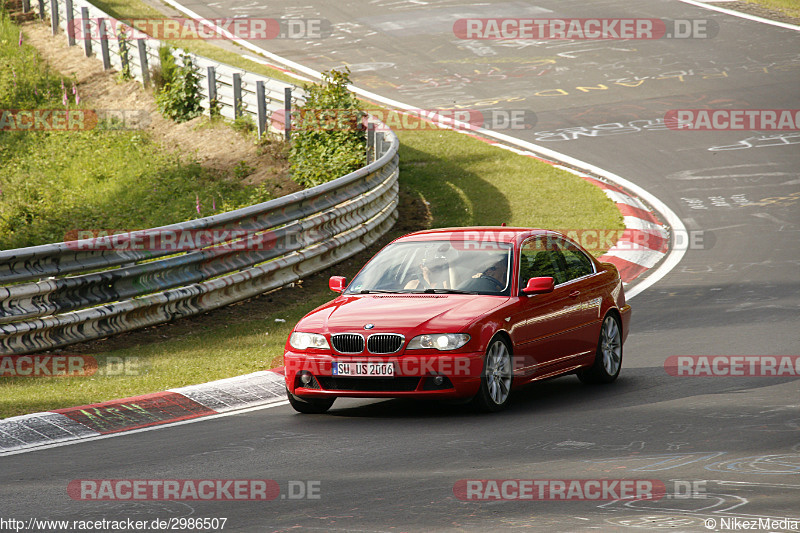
[569, 291, 580, 298]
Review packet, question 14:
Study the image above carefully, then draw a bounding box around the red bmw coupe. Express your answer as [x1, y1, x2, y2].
[283, 227, 631, 413]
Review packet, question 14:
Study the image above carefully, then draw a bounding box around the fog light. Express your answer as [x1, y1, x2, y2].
[433, 376, 444, 386]
[300, 373, 312, 385]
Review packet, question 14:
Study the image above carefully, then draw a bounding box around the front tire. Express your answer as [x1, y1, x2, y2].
[471, 337, 513, 412]
[287, 388, 335, 414]
[578, 314, 623, 384]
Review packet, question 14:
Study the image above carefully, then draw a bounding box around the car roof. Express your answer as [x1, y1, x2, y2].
[393, 227, 550, 245]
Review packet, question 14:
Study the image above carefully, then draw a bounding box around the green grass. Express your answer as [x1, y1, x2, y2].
[0, 1, 624, 418]
[745, 0, 800, 18]
[397, 129, 619, 231]
[0, 128, 274, 249]
[0, 10, 273, 249]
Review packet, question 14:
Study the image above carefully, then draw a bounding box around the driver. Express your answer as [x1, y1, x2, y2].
[472, 257, 508, 289]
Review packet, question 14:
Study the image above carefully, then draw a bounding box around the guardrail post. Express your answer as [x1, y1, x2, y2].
[207, 66, 217, 114]
[98, 18, 111, 69]
[137, 39, 150, 87]
[376, 131, 384, 158]
[65, 0, 74, 46]
[256, 81, 266, 138]
[37, 0, 44, 20]
[366, 122, 375, 164]
[80, 7, 91, 56]
[284, 87, 291, 141]
[22, 0, 30, 13]
[233, 73, 242, 118]
[49, 0, 58, 35]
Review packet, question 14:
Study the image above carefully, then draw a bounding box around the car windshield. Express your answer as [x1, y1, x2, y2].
[345, 240, 513, 296]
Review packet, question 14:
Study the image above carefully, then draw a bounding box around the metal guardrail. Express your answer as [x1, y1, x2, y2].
[0, 2, 400, 354]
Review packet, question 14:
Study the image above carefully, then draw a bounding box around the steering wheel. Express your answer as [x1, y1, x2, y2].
[480, 274, 504, 290]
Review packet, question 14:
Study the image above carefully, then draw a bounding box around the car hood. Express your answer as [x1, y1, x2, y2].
[295, 294, 509, 334]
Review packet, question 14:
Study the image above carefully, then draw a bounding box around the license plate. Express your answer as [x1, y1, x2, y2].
[332, 362, 394, 377]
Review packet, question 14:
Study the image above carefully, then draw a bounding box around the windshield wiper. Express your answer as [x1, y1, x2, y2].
[358, 289, 408, 294]
[422, 288, 476, 294]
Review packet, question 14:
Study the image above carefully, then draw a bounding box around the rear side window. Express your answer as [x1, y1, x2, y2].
[558, 242, 594, 281]
[519, 238, 566, 287]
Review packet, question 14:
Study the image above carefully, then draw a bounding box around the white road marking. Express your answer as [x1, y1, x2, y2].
[0, 400, 290, 457]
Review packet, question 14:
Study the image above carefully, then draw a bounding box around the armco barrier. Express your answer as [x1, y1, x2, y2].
[0, 3, 399, 354]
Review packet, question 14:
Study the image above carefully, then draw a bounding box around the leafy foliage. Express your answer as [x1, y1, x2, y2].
[152, 44, 177, 90]
[116, 26, 133, 81]
[154, 52, 202, 123]
[289, 68, 366, 188]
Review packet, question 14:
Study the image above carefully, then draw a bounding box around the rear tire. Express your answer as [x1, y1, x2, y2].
[286, 388, 335, 414]
[471, 337, 513, 412]
[578, 314, 623, 384]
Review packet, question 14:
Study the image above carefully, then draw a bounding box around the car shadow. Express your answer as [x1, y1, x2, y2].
[323, 366, 798, 419]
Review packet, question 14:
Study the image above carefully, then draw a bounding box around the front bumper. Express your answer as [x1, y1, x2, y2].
[284, 351, 485, 399]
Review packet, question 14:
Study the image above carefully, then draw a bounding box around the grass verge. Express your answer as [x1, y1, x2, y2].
[744, 0, 800, 19]
[0, 0, 624, 418]
[0, 9, 274, 249]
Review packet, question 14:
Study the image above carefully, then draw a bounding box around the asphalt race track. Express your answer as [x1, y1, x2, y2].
[1, 1, 798, 531]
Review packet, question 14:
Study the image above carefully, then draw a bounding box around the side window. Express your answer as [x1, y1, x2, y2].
[556, 240, 594, 281]
[519, 238, 566, 289]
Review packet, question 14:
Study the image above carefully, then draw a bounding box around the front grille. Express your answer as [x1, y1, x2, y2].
[331, 333, 364, 354]
[367, 334, 404, 354]
[317, 376, 420, 392]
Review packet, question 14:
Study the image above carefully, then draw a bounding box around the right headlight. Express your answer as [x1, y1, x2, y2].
[406, 333, 470, 351]
[289, 332, 330, 350]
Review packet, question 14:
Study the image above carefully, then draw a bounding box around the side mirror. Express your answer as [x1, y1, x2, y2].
[329, 276, 347, 293]
[522, 277, 554, 295]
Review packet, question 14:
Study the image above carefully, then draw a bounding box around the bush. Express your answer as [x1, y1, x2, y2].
[231, 114, 256, 135]
[152, 44, 178, 91]
[155, 52, 202, 123]
[289, 68, 366, 188]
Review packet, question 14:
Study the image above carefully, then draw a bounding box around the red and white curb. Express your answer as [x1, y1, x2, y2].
[581, 176, 669, 284]
[0, 369, 287, 456]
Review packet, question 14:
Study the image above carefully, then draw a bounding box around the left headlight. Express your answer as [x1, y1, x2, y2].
[406, 333, 470, 351]
[289, 332, 330, 350]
